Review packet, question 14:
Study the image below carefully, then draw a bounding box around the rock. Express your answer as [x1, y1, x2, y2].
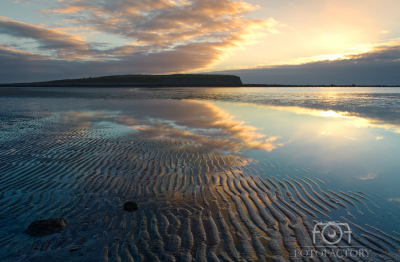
[24, 218, 66, 236]
[124, 201, 139, 212]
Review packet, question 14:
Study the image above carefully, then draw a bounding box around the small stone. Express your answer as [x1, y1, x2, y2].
[24, 218, 66, 237]
[124, 201, 139, 212]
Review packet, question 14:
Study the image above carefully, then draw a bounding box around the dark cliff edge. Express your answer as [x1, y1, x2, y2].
[0, 74, 243, 87]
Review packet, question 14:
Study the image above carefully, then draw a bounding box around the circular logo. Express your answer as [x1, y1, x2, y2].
[321, 222, 343, 245]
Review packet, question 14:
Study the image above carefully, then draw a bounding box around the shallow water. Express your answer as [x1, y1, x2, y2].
[1, 87, 400, 261]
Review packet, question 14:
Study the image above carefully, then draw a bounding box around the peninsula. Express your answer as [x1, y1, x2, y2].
[0, 74, 243, 87]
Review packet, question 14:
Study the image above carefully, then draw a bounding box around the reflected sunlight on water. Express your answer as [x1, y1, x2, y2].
[1, 87, 400, 261]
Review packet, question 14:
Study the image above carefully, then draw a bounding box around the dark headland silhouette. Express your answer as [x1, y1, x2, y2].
[0, 74, 398, 87]
[0, 74, 243, 87]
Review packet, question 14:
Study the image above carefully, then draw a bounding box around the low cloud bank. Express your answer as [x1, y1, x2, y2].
[213, 43, 400, 85]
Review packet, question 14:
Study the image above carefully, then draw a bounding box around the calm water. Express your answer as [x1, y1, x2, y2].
[1, 87, 400, 261]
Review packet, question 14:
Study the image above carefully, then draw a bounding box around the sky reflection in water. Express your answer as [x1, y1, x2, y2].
[54, 96, 400, 233]
[59, 100, 280, 153]
[60, 98, 400, 187]
[2, 88, 400, 260]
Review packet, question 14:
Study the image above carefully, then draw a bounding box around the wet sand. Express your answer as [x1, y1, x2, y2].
[1, 89, 400, 261]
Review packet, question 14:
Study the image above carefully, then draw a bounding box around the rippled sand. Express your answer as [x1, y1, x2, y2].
[1, 89, 400, 262]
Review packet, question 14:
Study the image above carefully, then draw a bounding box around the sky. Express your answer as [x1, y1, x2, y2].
[0, 0, 399, 84]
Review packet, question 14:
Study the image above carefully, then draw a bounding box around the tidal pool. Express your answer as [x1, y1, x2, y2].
[1, 87, 400, 261]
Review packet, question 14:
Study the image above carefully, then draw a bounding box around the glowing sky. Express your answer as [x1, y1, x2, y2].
[1, 0, 400, 84]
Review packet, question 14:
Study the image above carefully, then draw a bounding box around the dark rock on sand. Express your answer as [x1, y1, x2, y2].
[24, 218, 66, 237]
[124, 201, 139, 212]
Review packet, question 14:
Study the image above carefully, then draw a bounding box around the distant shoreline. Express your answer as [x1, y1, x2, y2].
[0, 74, 244, 88]
[0, 73, 398, 88]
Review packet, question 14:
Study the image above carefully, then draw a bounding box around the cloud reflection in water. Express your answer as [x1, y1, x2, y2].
[60, 100, 281, 153]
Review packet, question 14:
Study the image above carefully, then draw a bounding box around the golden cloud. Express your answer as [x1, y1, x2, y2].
[1, 1, 286, 75]
[30, 0, 283, 71]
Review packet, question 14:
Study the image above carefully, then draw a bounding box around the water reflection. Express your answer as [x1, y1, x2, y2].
[57, 99, 400, 159]
[2, 91, 400, 261]
[257, 104, 400, 133]
[59, 100, 282, 153]
[55, 98, 400, 214]
[53, 97, 400, 218]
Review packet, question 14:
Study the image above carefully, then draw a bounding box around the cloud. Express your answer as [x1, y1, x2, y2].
[211, 41, 400, 85]
[0, 43, 52, 60]
[0, 44, 64, 82]
[0, 42, 237, 82]
[0, 1, 283, 82]
[357, 173, 378, 180]
[53, 0, 277, 53]
[376, 136, 384, 140]
[381, 30, 390, 34]
[0, 17, 95, 60]
[343, 42, 400, 63]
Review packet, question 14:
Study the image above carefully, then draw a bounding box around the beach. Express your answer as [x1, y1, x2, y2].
[1, 87, 400, 261]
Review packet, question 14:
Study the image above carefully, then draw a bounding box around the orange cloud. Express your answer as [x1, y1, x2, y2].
[1, 1, 285, 75]
[34, 0, 282, 71]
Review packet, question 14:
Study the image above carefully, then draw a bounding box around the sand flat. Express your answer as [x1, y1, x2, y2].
[1, 88, 400, 261]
